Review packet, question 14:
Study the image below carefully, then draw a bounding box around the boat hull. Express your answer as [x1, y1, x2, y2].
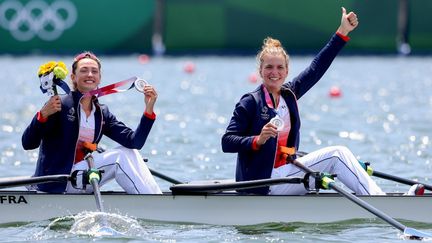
[1, 191, 431, 225]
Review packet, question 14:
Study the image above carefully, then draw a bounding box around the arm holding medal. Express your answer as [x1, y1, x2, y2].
[22, 52, 161, 194]
[133, 77, 157, 119]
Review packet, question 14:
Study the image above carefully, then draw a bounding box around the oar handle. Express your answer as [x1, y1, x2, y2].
[84, 150, 96, 167]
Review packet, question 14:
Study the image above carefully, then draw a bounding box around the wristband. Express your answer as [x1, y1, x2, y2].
[252, 136, 261, 150]
[336, 32, 350, 42]
[37, 111, 48, 123]
[144, 111, 156, 120]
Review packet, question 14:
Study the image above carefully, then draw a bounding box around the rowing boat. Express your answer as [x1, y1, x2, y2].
[0, 190, 431, 225]
[1, 169, 431, 239]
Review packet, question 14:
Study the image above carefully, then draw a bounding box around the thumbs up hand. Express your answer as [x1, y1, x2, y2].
[337, 7, 359, 36]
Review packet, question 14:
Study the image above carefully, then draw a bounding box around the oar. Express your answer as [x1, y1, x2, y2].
[289, 158, 432, 240]
[83, 152, 104, 212]
[0, 174, 70, 189]
[140, 157, 183, 184]
[298, 151, 432, 191]
[170, 176, 307, 195]
[83, 152, 123, 236]
[149, 168, 182, 185]
[362, 162, 432, 191]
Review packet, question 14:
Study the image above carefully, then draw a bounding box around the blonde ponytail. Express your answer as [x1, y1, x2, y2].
[256, 37, 289, 70]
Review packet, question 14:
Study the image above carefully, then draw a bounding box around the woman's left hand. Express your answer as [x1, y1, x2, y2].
[337, 7, 359, 36]
[143, 84, 157, 114]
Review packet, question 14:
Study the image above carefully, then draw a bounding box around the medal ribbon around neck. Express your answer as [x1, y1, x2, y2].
[263, 86, 284, 131]
[262, 86, 292, 168]
[83, 76, 147, 98]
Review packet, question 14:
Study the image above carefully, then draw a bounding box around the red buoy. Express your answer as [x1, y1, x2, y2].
[138, 54, 150, 64]
[248, 72, 258, 83]
[329, 86, 342, 98]
[184, 62, 195, 73]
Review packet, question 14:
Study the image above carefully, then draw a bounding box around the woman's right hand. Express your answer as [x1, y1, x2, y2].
[256, 122, 278, 146]
[40, 95, 61, 118]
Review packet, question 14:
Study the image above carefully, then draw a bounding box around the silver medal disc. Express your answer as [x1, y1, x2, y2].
[270, 116, 284, 132]
[134, 78, 148, 93]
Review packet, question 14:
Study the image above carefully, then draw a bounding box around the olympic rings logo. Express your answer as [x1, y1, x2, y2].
[0, 0, 77, 41]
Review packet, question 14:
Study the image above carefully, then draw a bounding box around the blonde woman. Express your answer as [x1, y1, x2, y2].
[222, 8, 386, 196]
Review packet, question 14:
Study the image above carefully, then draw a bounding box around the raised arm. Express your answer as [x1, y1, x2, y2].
[285, 7, 359, 98]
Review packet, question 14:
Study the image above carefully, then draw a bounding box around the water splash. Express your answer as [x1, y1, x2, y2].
[35, 211, 145, 239]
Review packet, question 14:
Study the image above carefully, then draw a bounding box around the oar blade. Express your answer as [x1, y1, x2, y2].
[403, 227, 432, 240]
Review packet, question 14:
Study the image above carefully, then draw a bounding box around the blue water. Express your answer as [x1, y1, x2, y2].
[0, 54, 431, 242]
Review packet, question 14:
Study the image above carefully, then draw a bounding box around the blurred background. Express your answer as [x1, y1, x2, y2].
[0, 0, 431, 56]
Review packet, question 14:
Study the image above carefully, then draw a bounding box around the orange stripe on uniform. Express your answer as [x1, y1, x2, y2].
[279, 146, 295, 155]
[274, 146, 296, 168]
[82, 142, 98, 152]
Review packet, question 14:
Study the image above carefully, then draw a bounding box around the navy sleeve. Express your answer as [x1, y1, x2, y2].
[221, 94, 256, 153]
[102, 107, 155, 150]
[22, 112, 60, 150]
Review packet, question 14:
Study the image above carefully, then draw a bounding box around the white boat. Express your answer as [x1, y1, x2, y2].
[0, 190, 431, 225]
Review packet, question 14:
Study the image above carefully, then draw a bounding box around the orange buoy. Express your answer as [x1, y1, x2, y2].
[138, 54, 150, 64]
[184, 62, 195, 73]
[248, 72, 258, 83]
[329, 86, 342, 98]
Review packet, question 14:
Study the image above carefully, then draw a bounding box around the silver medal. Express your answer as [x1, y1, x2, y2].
[134, 78, 148, 93]
[270, 116, 284, 132]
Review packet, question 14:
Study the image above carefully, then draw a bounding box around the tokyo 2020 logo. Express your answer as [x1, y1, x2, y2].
[0, 0, 77, 41]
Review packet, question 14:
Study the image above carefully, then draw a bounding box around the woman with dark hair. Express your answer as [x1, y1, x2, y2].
[22, 52, 161, 194]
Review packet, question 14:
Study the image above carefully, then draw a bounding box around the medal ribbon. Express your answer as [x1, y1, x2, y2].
[83, 76, 138, 98]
